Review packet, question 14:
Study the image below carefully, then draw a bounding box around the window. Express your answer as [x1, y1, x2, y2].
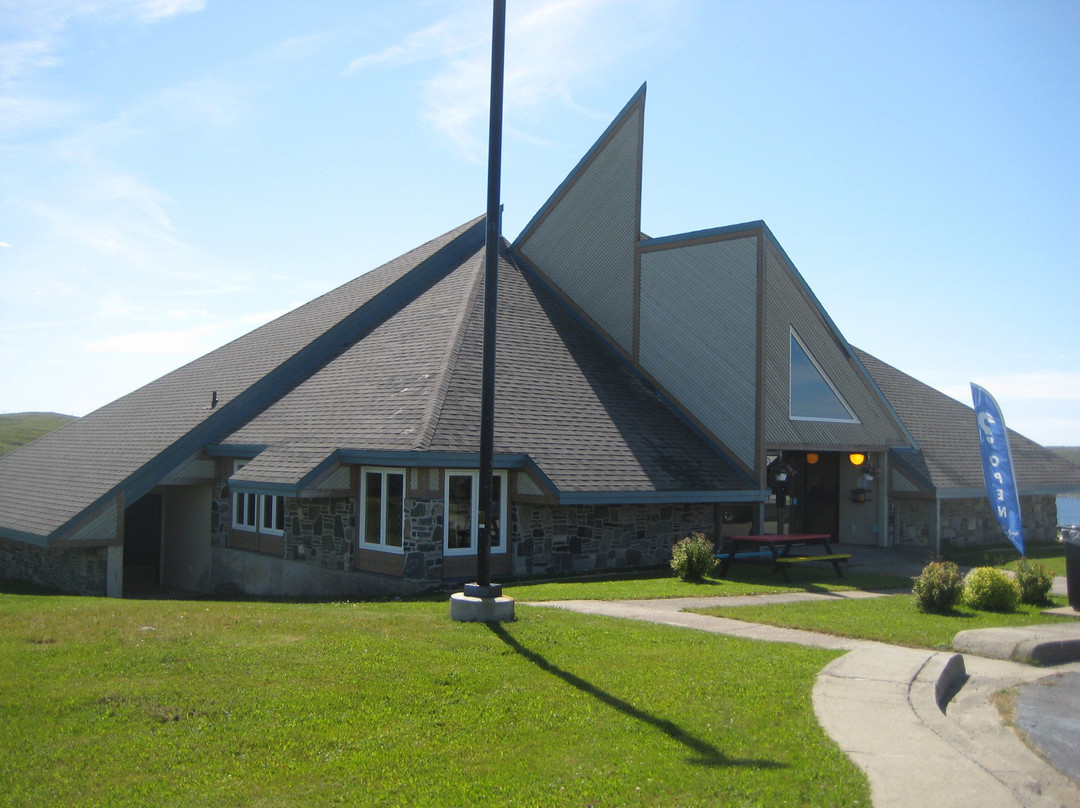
[231, 461, 285, 535]
[443, 470, 507, 556]
[360, 468, 405, 551]
[789, 330, 858, 423]
[261, 493, 285, 536]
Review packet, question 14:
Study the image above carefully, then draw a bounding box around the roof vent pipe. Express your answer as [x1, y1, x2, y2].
[211, 391, 218, 409]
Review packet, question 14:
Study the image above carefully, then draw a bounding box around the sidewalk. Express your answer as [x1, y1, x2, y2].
[527, 563, 1080, 808]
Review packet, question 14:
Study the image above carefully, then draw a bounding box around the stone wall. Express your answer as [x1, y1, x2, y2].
[892, 499, 932, 547]
[284, 497, 355, 571]
[892, 494, 1059, 550]
[0, 536, 108, 595]
[510, 502, 715, 578]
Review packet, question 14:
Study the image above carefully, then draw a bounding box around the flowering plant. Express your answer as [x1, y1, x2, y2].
[860, 461, 881, 480]
[768, 456, 796, 480]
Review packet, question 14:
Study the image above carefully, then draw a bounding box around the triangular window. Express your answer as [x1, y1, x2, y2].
[789, 330, 858, 423]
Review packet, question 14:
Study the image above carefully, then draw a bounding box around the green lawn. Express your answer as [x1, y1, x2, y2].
[505, 564, 909, 602]
[691, 593, 1077, 650]
[943, 544, 1067, 577]
[0, 591, 870, 808]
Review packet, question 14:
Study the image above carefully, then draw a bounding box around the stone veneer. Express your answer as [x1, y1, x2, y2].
[0, 536, 107, 595]
[510, 502, 715, 578]
[212, 481, 716, 590]
[285, 498, 355, 569]
[893, 494, 1059, 549]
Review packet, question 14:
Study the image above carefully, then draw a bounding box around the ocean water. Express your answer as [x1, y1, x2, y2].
[1057, 496, 1080, 526]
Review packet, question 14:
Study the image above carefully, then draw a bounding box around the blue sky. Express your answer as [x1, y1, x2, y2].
[2, 0, 1079, 446]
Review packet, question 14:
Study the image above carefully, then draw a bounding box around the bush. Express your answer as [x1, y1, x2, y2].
[670, 533, 717, 581]
[911, 561, 963, 613]
[1014, 558, 1053, 606]
[963, 566, 1020, 612]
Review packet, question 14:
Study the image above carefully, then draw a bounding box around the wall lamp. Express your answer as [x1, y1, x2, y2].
[848, 452, 866, 466]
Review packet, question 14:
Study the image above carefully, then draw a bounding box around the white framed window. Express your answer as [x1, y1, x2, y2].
[231, 461, 285, 535]
[443, 470, 508, 556]
[260, 493, 285, 536]
[232, 462, 257, 532]
[789, 329, 858, 423]
[360, 468, 405, 552]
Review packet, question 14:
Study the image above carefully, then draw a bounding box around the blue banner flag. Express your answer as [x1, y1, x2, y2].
[971, 383, 1025, 555]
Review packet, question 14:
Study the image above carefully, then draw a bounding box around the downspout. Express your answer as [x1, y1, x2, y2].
[932, 496, 942, 557]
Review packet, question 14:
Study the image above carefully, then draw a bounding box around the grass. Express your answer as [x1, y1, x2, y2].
[691, 593, 1077, 650]
[943, 543, 1068, 577]
[0, 412, 76, 456]
[0, 591, 871, 808]
[504, 564, 909, 602]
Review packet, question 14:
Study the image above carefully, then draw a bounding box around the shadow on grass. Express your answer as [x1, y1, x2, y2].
[487, 622, 785, 770]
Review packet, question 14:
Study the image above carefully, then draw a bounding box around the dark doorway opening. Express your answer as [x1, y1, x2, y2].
[124, 493, 162, 586]
[792, 453, 839, 537]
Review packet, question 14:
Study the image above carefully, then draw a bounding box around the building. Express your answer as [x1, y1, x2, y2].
[3, 85, 1078, 597]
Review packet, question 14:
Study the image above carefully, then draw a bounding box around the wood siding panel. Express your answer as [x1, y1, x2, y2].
[515, 107, 642, 354]
[762, 239, 907, 449]
[639, 237, 759, 466]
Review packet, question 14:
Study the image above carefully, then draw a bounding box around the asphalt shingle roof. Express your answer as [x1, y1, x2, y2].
[855, 348, 1080, 494]
[0, 216, 485, 541]
[224, 240, 755, 498]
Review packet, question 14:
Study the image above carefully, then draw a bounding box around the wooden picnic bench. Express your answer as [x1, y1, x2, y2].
[717, 534, 851, 583]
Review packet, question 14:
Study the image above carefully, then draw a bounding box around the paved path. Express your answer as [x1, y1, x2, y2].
[528, 587, 1080, 808]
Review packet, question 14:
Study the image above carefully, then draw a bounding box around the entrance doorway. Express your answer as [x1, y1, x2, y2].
[795, 453, 840, 537]
[123, 493, 162, 586]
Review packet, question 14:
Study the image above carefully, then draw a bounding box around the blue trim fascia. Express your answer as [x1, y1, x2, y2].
[337, 450, 531, 470]
[937, 485, 1080, 500]
[43, 218, 487, 546]
[206, 444, 268, 459]
[639, 221, 765, 251]
[512, 82, 647, 248]
[227, 450, 344, 496]
[558, 489, 770, 506]
[0, 526, 51, 548]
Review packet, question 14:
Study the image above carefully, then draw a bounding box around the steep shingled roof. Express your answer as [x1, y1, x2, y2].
[0, 216, 486, 543]
[855, 348, 1080, 495]
[224, 241, 755, 499]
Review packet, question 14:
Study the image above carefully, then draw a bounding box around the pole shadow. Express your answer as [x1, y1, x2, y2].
[487, 622, 785, 770]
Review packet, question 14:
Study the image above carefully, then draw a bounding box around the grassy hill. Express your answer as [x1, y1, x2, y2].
[1050, 446, 1080, 466]
[0, 412, 77, 456]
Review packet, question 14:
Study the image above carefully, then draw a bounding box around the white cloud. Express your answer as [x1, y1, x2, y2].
[347, 0, 685, 159]
[85, 309, 284, 356]
[132, 0, 205, 22]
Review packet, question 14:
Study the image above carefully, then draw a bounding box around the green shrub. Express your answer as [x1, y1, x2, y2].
[670, 533, 717, 581]
[911, 561, 963, 613]
[963, 566, 1020, 612]
[1014, 558, 1053, 606]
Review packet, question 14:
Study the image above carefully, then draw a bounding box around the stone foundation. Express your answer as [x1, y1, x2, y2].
[893, 494, 1059, 550]
[510, 502, 715, 578]
[0, 536, 108, 595]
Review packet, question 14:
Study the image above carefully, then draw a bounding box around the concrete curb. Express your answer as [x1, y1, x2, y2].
[952, 623, 1080, 665]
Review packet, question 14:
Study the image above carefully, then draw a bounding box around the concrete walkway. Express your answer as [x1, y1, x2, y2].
[527, 568, 1080, 808]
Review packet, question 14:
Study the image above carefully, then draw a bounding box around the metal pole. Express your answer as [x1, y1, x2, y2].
[475, 0, 505, 596]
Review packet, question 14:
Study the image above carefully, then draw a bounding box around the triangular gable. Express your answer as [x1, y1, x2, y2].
[761, 230, 911, 450]
[513, 84, 645, 357]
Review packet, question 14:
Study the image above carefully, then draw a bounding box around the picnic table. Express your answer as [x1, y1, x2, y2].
[716, 534, 851, 583]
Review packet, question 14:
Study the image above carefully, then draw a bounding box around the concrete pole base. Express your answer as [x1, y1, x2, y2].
[450, 591, 516, 623]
